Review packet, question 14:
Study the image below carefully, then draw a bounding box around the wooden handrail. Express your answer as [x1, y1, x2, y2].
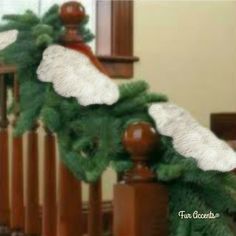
[0, 65, 16, 74]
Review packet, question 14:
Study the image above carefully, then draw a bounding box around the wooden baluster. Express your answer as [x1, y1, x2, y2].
[58, 164, 83, 236]
[57, 3, 88, 236]
[0, 75, 10, 236]
[114, 122, 169, 236]
[88, 178, 102, 236]
[10, 78, 24, 236]
[42, 129, 56, 236]
[25, 124, 40, 236]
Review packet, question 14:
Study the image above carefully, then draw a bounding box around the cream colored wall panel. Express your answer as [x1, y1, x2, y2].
[134, 1, 236, 126]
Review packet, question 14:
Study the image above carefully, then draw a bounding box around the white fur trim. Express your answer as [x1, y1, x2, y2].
[0, 30, 18, 50]
[37, 45, 119, 106]
[149, 103, 236, 172]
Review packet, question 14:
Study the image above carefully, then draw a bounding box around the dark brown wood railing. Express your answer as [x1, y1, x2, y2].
[0, 2, 169, 236]
[0, 69, 169, 236]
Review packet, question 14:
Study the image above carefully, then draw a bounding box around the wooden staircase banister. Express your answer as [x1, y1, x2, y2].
[0, 2, 171, 236]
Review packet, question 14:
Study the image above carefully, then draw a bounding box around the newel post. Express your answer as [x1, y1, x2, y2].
[57, 3, 85, 236]
[114, 122, 169, 236]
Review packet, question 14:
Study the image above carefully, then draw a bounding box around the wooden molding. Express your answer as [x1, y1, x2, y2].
[96, 0, 138, 78]
[211, 113, 236, 141]
[97, 55, 139, 63]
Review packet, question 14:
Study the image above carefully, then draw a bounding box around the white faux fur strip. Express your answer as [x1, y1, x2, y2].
[37, 45, 119, 106]
[149, 103, 236, 172]
[0, 30, 18, 50]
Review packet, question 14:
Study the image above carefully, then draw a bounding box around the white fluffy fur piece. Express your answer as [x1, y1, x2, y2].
[0, 30, 18, 50]
[149, 103, 236, 172]
[37, 45, 119, 106]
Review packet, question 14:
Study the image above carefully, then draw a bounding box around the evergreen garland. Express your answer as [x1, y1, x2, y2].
[1, 5, 236, 236]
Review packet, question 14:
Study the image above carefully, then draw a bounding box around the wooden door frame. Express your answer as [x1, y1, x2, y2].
[96, 0, 139, 78]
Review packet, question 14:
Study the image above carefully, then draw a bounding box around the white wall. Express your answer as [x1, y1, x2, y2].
[134, 0, 236, 126]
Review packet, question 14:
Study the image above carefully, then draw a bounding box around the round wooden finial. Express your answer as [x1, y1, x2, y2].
[60, 1, 86, 25]
[60, 1, 86, 43]
[122, 122, 161, 183]
[59, 1, 107, 73]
